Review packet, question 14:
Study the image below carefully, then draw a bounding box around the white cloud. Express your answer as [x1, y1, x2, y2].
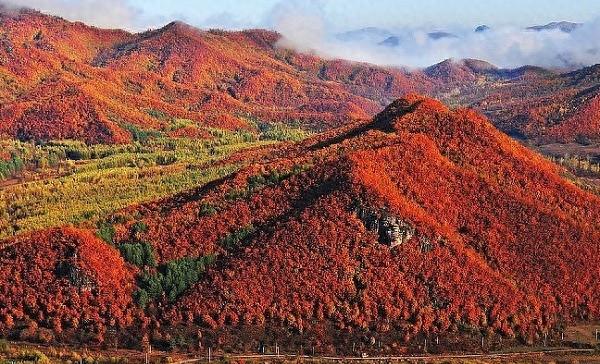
[1, 0, 157, 30]
[266, 1, 600, 69]
[197, 11, 255, 30]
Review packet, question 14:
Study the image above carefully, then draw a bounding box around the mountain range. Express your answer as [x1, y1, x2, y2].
[1, 9, 598, 147]
[0, 6, 599, 356]
[347, 21, 583, 48]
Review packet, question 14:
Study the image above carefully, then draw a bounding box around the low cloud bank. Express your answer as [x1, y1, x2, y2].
[0, 0, 160, 30]
[269, 1, 600, 69]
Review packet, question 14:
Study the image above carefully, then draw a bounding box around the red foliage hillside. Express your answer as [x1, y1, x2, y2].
[0, 79, 132, 144]
[0, 95, 598, 351]
[96, 95, 598, 351]
[424, 59, 494, 84]
[0, 228, 139, 344]
[0, 9, 431, 143]
[456, 63, 600, 143]
[546, 92, 600, 143]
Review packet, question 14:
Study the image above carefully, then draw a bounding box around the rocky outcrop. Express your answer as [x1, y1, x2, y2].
[55, 261, 94, 291]
[356, 207, 415, 247]
[55, 248, 95, 291]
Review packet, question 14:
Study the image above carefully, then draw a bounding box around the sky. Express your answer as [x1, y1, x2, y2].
[118, 0, 600, 30]
[4, 0, 600, 68]
[6, 0, 600, 31]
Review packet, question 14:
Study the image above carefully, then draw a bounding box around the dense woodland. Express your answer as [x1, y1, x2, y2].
[0, 6, 599, 357]
[1, 8, 600, 146]
[0, 95, 598, 355]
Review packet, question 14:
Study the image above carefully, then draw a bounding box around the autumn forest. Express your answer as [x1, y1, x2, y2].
[0, 4, 599, 363]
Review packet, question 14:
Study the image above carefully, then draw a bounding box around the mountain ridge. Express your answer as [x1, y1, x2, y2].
[1, 9, 599, 144]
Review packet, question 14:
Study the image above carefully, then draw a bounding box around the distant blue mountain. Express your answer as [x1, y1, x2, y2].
[527, 21, 582, 33]
[427, 31, 458, 40]
[474, 25, 490, 33]
[342, 21, 583, 50]
[378, 31, 457, 47]
[379, 36, 401, 47]
[336, 27, 393, 43]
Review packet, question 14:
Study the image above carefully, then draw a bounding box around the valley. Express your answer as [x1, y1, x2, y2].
[0, 123, 307, 239]
[0, 4, 599, 361]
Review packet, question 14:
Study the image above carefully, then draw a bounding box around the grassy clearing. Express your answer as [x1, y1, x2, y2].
[0, 123, 305, 240]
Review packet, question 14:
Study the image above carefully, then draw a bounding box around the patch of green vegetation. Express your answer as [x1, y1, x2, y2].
[198, 201, 218, 217]
[258, 122, 310, 142]
[122, 123, 163, 143]
[224, 187, 250, 201]
[208, 128, 257, 144]
[0, 139, 89, 179]
[225, 164, 312, 201]
[131, 221, 149, 237]
[97, 222, 116, 244]
[51, 140, 137, 160]
[238, 113, 311, 142]
[167, 333, 192, 351]
[164, 118, 196, 132]
[119, 241, 156, 268]
[145, 108, 169, 120]
[0, 130, 275, 240]
[156, 153, 178, 166]
[7, 349, 50, 364]
[0, 152, 24, 179]
[219, 225, 256, 250]
[135, 255, 216, 307]
[248, 164, 310, 190]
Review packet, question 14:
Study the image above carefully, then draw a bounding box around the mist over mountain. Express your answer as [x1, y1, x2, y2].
[278, 19, 600, 69]
[2, 0, 599, 69]
[337, 27, 394, 43]
[264, 1, 599, 69]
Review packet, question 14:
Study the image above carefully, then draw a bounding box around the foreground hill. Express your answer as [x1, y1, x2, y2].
[1, 8, 600, 146]
[0, 228, 138, 344]
[1, 95, 597, 353]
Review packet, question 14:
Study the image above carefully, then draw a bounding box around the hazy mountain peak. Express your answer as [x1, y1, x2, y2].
[379, 35, 401, 47]
[427, 31, 457, 40]
[527, 21, 582, 33]
[336, 27, 393, 43]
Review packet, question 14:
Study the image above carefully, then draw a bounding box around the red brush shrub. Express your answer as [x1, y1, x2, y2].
[0, 227, 139, 343]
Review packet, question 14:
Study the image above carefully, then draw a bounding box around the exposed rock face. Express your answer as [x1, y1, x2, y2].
[418, 236, 434, 252]
[356, 207, 415, 247]
[66, 264, 94, 291]
[55, 252, 95, 291]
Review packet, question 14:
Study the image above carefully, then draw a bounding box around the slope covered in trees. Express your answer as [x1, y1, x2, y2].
[444, 62, 600, 144]
[0, 228, 138, 344]
[2, 95, 596, 353]
[0, 8, 431, 144]
[2, 8, 600, 146]
[134, 95, 600, 351]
